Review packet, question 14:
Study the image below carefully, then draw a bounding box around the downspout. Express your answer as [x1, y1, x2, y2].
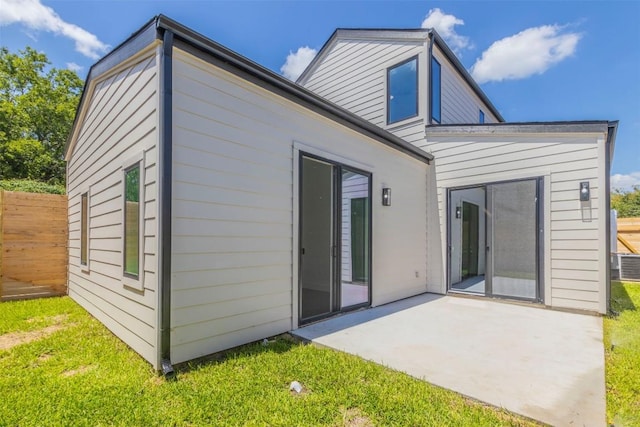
[604, 122, 618, 313]
[159, 26, 175, 378]
[427, 31, 434, 126]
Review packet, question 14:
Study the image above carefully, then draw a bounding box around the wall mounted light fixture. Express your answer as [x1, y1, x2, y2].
[382, 188, 391, 206]
[455, 206, 461, 219]
[580, 181, 590, 201]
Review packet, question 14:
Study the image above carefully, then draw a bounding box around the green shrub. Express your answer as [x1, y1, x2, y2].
[0, 179, 65, 195]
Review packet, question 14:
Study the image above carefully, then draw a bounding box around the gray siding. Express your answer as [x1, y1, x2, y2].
[170, 48, 429, 364]
[67, 49, 160, 366]
[423, 132, 607, 313]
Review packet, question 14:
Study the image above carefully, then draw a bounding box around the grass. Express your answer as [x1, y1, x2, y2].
[0, 297, 537, 426]
[604, 281, 640, 426]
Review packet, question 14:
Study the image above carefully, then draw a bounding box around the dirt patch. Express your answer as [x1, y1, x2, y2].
[26, 314, 68, 324]
[61, 365, 95, 378]
[0, 315, 69, 351]
[340, 408, 374, 427]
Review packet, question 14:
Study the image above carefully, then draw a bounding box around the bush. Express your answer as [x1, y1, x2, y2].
[0, 179, 65, 195]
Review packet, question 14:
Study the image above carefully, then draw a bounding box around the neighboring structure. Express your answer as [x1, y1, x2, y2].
[300, 29, 617, 314]
[66, 16, 617, 371]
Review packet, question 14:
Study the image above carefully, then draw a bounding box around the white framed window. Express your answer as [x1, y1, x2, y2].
[122, 153, 145, 290]
[387, 56, 419, 124]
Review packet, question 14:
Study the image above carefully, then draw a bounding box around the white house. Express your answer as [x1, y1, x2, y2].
[65, 16, 617, 372]
[299, 28, 617, 314]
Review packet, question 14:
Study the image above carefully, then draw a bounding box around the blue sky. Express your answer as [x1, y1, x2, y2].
[1, 0, 639, 189]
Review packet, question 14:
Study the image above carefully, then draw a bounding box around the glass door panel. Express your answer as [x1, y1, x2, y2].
[488, 180, 538, 300]
[340, 170, 370, 308]
[300, 157, 335, 320]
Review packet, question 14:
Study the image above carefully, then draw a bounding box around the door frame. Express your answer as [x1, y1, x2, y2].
[298, 152, 373, 325]
[446, 177, 544, 303]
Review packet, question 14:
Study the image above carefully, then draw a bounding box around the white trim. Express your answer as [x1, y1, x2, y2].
[543, 174, 552, 307]
[122, 152, 145, 291]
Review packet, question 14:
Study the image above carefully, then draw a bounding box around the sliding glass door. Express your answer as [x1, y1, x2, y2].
[299, 155, 371, 323]
[448, 178, 542, 302]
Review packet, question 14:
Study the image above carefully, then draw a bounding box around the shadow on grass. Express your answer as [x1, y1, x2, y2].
[174, 335, 301, 375]
[610, 281, 636, 317]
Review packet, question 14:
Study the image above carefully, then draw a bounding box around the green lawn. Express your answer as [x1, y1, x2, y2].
[0, 297, 537, 426]
[604, 281, 640, 426]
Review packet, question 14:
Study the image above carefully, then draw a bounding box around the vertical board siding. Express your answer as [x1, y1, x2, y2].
[67, 52, 159, 367]
[423, 133, 605, 313]
[171, 48, 429, 364]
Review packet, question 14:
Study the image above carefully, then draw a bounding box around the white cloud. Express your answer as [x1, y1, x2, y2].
[611, 172, 640, 192]
[421, 8, 472, 56]
[0, 0, 109, 59]
[66, 62, 83, 73]
[470, 25, 581, 84]
[280, 46, 317, 81]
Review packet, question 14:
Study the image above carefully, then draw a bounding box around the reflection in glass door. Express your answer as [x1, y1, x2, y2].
[299, 155, 371, 323]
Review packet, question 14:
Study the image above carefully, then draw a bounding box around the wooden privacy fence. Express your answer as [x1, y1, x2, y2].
[0, 190, 68, 300]
[617, 217, 640, 254]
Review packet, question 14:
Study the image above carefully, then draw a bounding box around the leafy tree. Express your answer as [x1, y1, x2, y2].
[0, 47, 83, 185]
[612, 186, 640, 218]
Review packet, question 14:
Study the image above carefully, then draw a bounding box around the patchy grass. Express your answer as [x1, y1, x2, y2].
[0, 297, 538, 426]
[605, 281, 640, 426]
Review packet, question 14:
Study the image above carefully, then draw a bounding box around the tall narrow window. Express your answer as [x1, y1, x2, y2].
[80, 193, 88, 266]
[430, 57, 441, 123]
[387, 57, 418, 124]
[124, 164, 140, 278]
[479, 110, 485, 124]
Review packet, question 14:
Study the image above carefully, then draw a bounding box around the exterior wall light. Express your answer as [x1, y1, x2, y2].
[580, 181, 590, 201]
[382, 188, 391, 206]
[455, 206, 461, 219]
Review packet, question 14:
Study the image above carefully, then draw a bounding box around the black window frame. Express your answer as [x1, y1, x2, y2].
[123, 162, 141, 279]
[80, 192, 89, 267]
[386, 56, 419, 125]
[479, 110, 485, 124]
[430, 56, 441, 124]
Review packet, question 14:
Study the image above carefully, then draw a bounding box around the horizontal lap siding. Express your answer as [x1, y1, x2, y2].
[171, 48, 429, 363]
[424, 134, 604, 312]
[302, 39, 425, 131]
[433, 46, 499, 124]
[67, 52, 159, 366]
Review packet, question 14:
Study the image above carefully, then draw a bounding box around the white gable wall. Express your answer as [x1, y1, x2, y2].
[67, 47, 160, 367]
[423, 131, 607, 313]
[170, 47, 429, 364]
[302, 38, 427, 144]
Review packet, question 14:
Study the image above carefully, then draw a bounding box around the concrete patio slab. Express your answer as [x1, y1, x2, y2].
[294, 293, 605, 426]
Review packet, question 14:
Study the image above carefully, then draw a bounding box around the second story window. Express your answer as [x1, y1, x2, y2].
[430, 56, 441, 124]
[387, 57, 418, 124]
[479, 110, 485, 123]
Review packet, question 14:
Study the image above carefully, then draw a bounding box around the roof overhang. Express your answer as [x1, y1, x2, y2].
[426, 121, 615, 137]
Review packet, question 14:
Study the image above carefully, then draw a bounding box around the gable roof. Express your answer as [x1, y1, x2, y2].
[297, 28, 504, 123]
[65, 16, 433, 164]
